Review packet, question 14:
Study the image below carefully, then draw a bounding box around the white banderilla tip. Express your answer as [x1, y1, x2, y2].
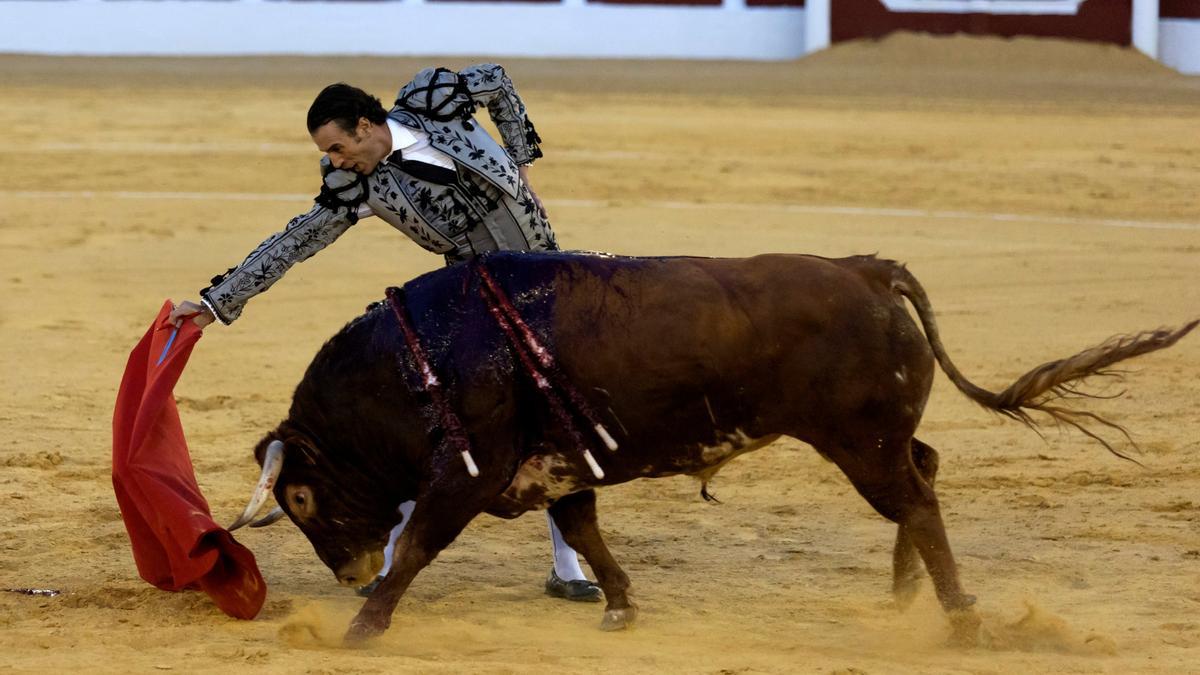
[461, 449, 480, 478]
[595, 424, 618, 452]
[583, 449, 605, 480]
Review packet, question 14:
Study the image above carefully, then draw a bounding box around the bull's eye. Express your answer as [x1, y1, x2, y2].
[286, 484, 317, 521]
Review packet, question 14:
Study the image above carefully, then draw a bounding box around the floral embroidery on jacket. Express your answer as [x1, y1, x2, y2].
[200, 63, 551, 324]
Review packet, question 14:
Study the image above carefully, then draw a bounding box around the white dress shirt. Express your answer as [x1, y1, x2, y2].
[356, 118, 457, 220]
[386, 117, 455, 170]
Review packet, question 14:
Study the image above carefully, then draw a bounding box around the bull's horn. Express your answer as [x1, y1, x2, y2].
[227, 440, 284, 531]
[249, 506, 286, 528]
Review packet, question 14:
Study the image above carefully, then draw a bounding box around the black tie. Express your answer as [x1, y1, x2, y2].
[387, 150, 458, 186]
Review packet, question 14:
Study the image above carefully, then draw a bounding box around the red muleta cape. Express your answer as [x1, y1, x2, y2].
[111, 301, 265, 619]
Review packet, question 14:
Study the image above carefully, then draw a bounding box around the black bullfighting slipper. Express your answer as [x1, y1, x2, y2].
[544, 570, 602, 602]
[355, 575, 385, 598]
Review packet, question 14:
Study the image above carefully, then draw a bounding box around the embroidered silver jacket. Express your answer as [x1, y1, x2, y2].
[200, 63, 554, 324]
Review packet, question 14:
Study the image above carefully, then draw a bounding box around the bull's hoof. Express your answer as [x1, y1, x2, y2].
[892, 575, 924, 611]
[344, 613, 389, 646]
[599, 605, 638, 632]
[947, 608, 982, 648]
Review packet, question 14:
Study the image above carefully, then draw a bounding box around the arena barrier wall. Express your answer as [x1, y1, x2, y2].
[0, 0, 1195, 73]
[823, 0, 1200, 74]
[1159, 2, 1200, 74]
[0, 0, 808, 61]
[831, 0, 1134, 45]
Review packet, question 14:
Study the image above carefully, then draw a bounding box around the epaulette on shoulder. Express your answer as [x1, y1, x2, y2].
[394, 67, 473, 122]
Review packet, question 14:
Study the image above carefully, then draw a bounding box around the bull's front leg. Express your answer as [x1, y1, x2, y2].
[345, 469, 512, 643]
[548, 489, 637, 631]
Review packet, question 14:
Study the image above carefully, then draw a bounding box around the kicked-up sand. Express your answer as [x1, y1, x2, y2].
[1, 33, 1199, 673]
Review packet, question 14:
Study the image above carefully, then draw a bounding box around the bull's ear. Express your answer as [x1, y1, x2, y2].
[253, 429, 285, 465]
[257, 422, 320, 466]
[284, 432, 321, 466]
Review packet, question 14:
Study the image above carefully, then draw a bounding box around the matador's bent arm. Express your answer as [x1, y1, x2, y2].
[459, 63, 543, 166]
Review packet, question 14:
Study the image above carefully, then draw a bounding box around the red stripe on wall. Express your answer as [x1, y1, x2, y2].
[746, 0, 807, 6]
[587, 0, 722, 5]
[1161, 0, 1200, 19]
[832, 0, 1133, 46]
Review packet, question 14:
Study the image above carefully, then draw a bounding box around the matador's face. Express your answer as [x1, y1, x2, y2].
[311, 117, 390, 175]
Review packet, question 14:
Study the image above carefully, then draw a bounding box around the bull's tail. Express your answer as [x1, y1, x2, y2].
[890, 264, 1197, 461]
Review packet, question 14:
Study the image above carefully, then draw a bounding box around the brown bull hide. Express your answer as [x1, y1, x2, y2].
[249, 252, 1196, 646]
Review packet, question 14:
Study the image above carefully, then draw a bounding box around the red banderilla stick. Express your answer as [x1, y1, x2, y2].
[386, 287, 480, 478]
[476, 264, 619, 454]
[479, 284, 606, 480]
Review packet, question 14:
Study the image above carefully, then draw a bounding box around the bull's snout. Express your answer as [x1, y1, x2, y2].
[335, 550, 385, 587]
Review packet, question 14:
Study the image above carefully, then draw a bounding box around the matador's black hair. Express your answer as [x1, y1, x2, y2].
[307, 83, 388, 134]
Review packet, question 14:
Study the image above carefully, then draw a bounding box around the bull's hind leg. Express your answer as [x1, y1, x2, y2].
[829, 437, 979, 646]
[892, 438, 939, 610]
[548, 489, 637, 631]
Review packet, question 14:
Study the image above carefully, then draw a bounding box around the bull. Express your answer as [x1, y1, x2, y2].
[230, 251, 1195, 644]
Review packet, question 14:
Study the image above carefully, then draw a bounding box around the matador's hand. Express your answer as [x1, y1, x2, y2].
[168, 300, 216, 329]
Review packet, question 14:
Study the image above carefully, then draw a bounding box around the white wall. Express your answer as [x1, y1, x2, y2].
[1159, 19, 1200, 75]
[0, 0, 807, 60]
[1131, 0, 1158, 57]
[1, 0, 1194, 73]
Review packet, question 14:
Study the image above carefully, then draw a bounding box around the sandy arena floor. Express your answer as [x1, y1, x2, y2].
[1, 34, 1199, 673]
